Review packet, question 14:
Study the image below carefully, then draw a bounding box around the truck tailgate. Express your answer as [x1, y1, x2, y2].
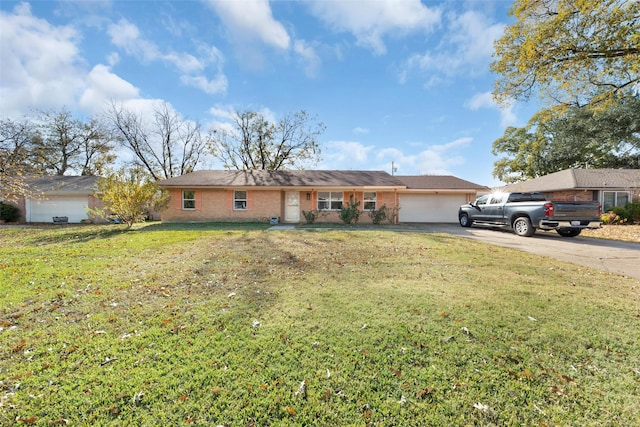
[550, 201, 600, 219]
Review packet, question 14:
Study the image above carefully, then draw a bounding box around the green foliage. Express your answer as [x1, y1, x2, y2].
[338, 196, 361, 224]
[367, 205, 388, 225]
[491, 0, 640, 110]
[492, 98, 640, 182]
[611, 201, 640, 224]
[89, 168, 169, 229]
[302, 209, 326, 224]
[0, 227, 638, 425]
[367, 204, 399, 225]
[0, 201, 20, 222]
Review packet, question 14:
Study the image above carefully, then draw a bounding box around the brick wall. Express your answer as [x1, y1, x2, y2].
[548, 190, 596, 201]
[160, 189, 400, 223]
[161, 188, 283, 222]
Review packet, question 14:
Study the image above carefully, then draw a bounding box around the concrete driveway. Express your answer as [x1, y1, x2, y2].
[419, 223, 640, 281]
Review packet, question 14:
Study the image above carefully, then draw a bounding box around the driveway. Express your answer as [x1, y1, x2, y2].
[419, 223, 640, 281]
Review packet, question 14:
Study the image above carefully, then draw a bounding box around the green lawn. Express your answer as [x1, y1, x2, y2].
[1, 224, 638, 426]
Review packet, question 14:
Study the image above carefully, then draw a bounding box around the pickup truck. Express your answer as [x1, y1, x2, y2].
[458, 192, 601, 237]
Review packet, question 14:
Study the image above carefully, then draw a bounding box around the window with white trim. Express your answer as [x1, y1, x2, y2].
[234, 190, 247, 210]
[603, 191, 629, 212]
[363, 192, 377, 210]
[317, 191, 343, 210]
[182, 190, 196, 210]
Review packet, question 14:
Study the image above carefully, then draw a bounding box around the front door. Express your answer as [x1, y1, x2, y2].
[284, 191, 300, 222]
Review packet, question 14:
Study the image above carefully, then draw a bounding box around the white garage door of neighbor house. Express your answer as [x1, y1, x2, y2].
[26, 196, 89, 223]
[399, 194, 466, 223]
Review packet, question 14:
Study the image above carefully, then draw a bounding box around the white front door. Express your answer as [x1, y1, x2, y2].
[284, 191, 300, 222]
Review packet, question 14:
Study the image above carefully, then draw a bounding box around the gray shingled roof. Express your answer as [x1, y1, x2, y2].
[26, 175, 100, 194]
[158, 170, 406, 188]
[395, 175, 489, 190]
[503, 169, 640, 192]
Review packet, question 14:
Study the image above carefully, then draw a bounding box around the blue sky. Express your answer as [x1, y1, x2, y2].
[0, 0, 540, 187]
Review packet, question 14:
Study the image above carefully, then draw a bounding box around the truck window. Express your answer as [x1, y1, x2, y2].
[476, 195, 489, 206]
[489, 194, 505, 204]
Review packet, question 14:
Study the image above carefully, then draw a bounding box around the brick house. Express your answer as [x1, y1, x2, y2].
[158, 170, 488, 224]
[502, 168, 640, 212]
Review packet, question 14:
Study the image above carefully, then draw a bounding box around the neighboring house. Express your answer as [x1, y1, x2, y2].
[502, 168, 640, 212]
[8, 176, 103, 223]
[158, 170, 488, 224]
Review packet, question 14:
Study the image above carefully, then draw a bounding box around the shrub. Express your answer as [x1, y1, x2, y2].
[601, 211, 621, 224]
[339, 197, 361, 224]
[611, 206, 630, 223]
[302, 209, 318, 224]
[368, 205, 388, 225]
[0, 202, 20, 222]
[625, 200, 640, 223]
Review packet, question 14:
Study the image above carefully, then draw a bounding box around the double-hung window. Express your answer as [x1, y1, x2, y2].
[363, 192, 377, 210]
[182, 190, 196, 210]
[234, 190, 247, 210]
[603, 191, 629, 212]
[317, 191, 343, 210]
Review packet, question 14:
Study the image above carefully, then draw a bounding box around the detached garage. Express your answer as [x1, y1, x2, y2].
[17, 176, 103, 223]
[395, 176, 488, 223]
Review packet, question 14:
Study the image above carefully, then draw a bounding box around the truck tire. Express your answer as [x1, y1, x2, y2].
[513, 216, 535, 237]
[459, 213, 472, 227]
[556, 228, 581, 237]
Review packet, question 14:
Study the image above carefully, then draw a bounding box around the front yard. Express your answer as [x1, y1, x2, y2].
[1, 224, 638, 425]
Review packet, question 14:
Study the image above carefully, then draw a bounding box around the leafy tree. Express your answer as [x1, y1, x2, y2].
[105, 101, 206, 180]
[0, 117, 37, 198]
[491, 0, 640, 110]
[90, 168, 170, 229]
[492, 97, 640, 182]
[30, 108, 115, 176]
[210, 110, 325, 170]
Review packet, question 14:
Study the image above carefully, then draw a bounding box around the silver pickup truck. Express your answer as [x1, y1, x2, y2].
[458, 192, 601, 237]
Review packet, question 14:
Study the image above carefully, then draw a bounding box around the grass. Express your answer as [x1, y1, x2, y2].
[1, 223, 639, 426]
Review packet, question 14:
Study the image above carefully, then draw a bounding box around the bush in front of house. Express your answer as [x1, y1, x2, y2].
[0, 201, 20, 222]
[339, 197, 361, 224]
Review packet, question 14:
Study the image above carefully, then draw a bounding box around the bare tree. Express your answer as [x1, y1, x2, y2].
[105, 101, 206, 180]
[0, 117, 36, 197]
[29, 108, 115, 176]
[210, 110, 324, 170]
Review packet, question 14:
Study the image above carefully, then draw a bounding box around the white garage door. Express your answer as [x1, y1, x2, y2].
[399, 194, 465, 223]
[26, 196, 89, 223]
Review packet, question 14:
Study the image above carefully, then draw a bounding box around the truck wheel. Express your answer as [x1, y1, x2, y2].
[459, 213, 472, 227]
[513, 216, 535, 237]
[557, 228, 581, 237]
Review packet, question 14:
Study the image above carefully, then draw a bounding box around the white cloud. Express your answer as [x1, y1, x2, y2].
[319, 137, 472, 175]
[294, 39, 321, 78]
[0, 2, 86, 116]
[353, 127, 369, 134]
[466, 92, 516, 128]
[402, 10, 504, 80]
[78, 64, 140, 112]
[308, 0, 441, 55]
[106, 18, 227, 95]
[206, 0, 290, 50]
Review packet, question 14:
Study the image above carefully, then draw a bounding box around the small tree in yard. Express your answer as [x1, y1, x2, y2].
[90, 169, 169, 229]
[339, 196, 361, 224]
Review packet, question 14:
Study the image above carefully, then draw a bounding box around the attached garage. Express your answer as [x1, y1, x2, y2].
[395, 175, 489, 224]
[399, 193, 467, 223]
[26, 195, 90, 223]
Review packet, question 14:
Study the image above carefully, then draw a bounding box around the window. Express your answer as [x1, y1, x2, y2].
[234, 190, 247, 210]
[603, 191, 630, 212]
[475, 195, 489, 206]
[317, 191, 343, 210]
[363, 192, 377, 210]
[182, 190, 196, 210]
